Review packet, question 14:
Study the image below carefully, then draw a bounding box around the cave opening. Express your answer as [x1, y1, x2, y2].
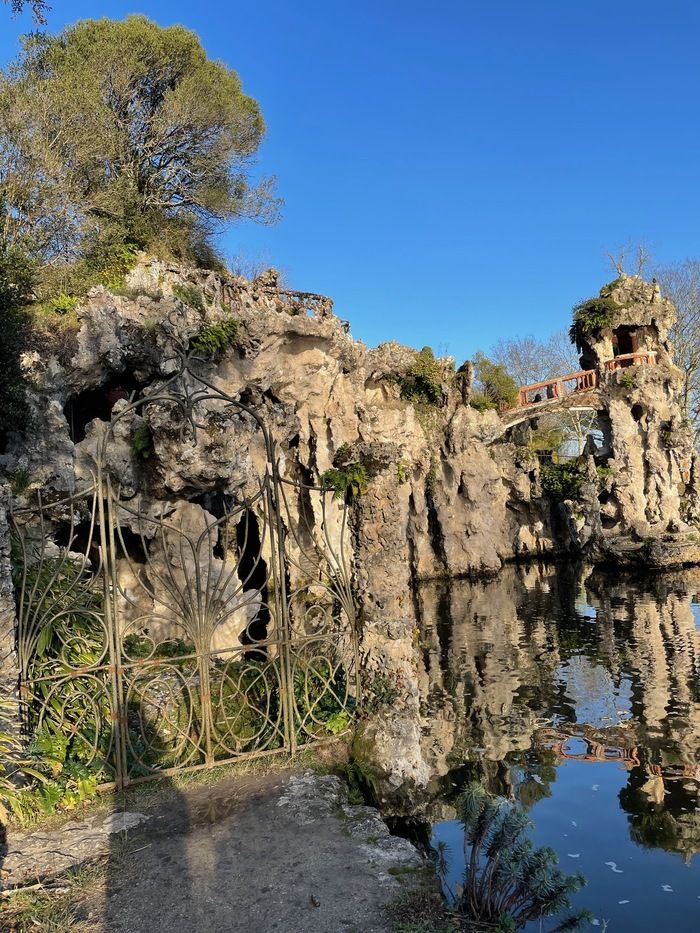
[613, 326, 639, 359]
[236, 509, 270, 655]
[64, 371, 145, 443]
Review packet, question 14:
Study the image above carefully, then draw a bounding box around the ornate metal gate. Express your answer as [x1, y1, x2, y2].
[10, 330, 359, 789]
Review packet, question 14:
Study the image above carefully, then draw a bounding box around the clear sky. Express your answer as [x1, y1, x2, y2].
[3, 0, 700, 363]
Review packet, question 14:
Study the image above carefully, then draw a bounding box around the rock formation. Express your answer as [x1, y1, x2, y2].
[1, 259, 699, 798]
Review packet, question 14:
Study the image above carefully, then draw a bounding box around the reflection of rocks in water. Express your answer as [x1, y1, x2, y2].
[409, 561, 700, 857]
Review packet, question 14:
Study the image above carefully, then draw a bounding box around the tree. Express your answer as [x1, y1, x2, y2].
[3, 0, 48, 23]
[492, 331, 580, 388]
[653, 258, 700, 436]
[0, 229, 33, 442]
[0, 16, 277, 267]
[473, 353, 518, 408]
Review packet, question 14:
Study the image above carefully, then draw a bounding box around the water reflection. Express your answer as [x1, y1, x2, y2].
[415, 563, 700, 930]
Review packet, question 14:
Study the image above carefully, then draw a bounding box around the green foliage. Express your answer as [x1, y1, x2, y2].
[396, 459, 410, 483]
[619, 369, 637, 390]
[400, 347, 444, 407]
[8, 551, 109, 822]
[0, 240, 33, 437]
[455, 783, 591, 931]
[6, 466, 31, 495]
[0, 697, 48, 826]
[131, 423, 155, 460]
[40, 293, 79, 316]
[1, 16, 276, 266]
[321, 462, 368, 503]
[529, 426, 565, 455]
[473, 353, 518, 409]
[336, 759, 381, 805]
[569, 294, 617, 349]
[469, 392, 497, 412]
[174, 283, 207, 312]
[540, 461, 587, 501]
[190, 316, 240, 357]
[596, 465, 614, 483]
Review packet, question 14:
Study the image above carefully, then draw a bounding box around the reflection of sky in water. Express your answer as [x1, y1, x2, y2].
[427, 568, 700, 933]
[557, 655, 634, 726]
[434, 759, 700, 932]
[691, 598, 700, 631]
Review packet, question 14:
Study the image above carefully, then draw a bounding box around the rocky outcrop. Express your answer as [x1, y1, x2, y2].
[1, 259, 699, 800]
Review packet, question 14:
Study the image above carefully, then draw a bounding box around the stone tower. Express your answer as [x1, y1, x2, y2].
[571, 274, 699, 558]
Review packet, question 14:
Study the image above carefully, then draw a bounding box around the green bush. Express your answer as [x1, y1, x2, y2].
[455, 783, 590, 931]
[569, 294, 617, 349]
[400, 347, 444, 406]
[8, 550, 110, 822]
[321, 462, 368, 503]
[473, 353, 518, 408]
[619, 369, 637, 390]
[469, 392, 497, 412]
[540, 460, 587, 501]
[131, 423, 155, 460]
[0, 243, 33, 438]
[36, 240, 141, 303]
[173, 283, 207, 312]
[190, 317, 240, 357]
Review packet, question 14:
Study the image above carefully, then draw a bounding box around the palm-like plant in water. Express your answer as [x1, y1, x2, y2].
[455, 783, 591, 931]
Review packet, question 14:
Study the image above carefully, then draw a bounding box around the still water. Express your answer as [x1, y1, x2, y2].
[414, 562, 700, 931]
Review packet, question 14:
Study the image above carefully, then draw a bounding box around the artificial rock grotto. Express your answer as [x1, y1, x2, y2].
[1, 259, 699, 799]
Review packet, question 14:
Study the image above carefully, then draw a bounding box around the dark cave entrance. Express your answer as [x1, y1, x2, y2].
[64, 372, 145, 443]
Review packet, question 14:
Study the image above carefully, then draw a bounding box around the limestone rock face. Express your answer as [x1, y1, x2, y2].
[1, 260, 699, 799]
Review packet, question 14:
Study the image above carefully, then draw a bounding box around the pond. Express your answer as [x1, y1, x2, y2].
[412, 562, 700, 932]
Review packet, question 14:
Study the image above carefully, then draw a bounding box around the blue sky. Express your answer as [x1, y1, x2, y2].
[3, 1, 700, 362]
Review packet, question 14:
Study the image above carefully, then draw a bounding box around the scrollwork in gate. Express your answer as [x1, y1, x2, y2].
[10, 309, 360, 788]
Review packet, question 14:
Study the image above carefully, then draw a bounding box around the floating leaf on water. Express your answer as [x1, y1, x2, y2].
[619, 899, 630, 904]
[662, 885, 673, 892]
[571, 820, 578, 827]
[567, 853, 581, 858]
[605, 861, 623, 873]
[592, 784, 600, 791]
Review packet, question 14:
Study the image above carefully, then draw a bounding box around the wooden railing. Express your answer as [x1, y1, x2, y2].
[604, 351, 657, 371]
[517, 369, 598, 407]
[515, 351, 658, 409]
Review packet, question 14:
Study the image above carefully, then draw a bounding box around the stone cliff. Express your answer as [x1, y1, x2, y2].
[1, 259, 699, 798]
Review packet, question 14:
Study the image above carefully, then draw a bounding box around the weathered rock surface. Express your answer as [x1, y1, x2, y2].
[1, 261, 699, 801]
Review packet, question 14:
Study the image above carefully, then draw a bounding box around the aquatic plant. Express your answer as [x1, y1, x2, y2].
[453, 783, 591, 931]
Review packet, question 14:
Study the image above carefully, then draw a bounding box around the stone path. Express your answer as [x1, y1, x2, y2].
[1, 770, 424, 932]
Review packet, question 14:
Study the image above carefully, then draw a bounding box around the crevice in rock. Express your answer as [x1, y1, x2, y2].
[425, 485, 448, 571]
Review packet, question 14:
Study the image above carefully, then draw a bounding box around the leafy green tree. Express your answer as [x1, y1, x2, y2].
[473, 352, 518, 408]
[0, 15, 277, 266]
[0, 230, 33, 442]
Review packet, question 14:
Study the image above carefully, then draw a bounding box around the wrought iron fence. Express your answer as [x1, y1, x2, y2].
[9, 317, 359, 789]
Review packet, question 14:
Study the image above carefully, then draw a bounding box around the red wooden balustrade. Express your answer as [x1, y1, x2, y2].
[514, 351, 658, 409]
[604, 351, 657, 371]
[516, 369, 598, 408]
